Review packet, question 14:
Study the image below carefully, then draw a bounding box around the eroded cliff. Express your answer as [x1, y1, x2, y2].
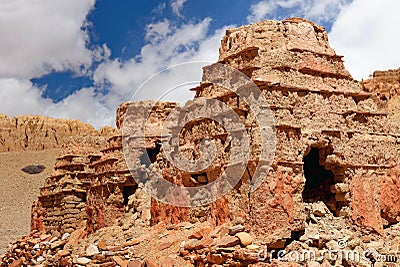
[0, 114, 115, 152]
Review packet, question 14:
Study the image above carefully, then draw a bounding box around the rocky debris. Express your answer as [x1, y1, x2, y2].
[236, 232, 253, 246]
[178, 224, 262, 266]
[2, 215, 400, 267]
[176, 211, 399, 266]
[0, 228, 158, 267]
[86, 244, 100, 256]
[20, 165, 46, 174]
[228, 225, 246, 235]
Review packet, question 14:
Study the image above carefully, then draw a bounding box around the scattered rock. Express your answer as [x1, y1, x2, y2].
[235, 232, 253, 246]
[86, 244, 100, 256]
[308, 201, 332, 217]
[268, 239, 286, 249]
[198, 237, 215, 248]
[76, 257, 91, 265]
[246, 244, 260, 251]
[36, 256, 45, 263]
[9, 258, 22, 267]
[188, 230, 203, 240]
[206, 253, 226, 264]
[61, 233, 70, 240]
[57, 249, 71, 257]
[98, 241, 108, 250]
[228, 225, 245, 235]
[158, 241, 173, 251]
[217, 236, 239, 248]
[144, 258, 160, 267]
[184, 239, 199, 251]
[113, 256, 128, 267]
[21, 164, 46, 174]
[52, 230, 61, 237]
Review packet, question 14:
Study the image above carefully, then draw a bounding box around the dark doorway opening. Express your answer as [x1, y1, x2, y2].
[122, 185, 138, 206]
[140, 142, 161, 167]
[302, 147, 335, 206]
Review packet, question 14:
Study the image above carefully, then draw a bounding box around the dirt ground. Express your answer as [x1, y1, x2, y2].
[0, 149, 60, 255]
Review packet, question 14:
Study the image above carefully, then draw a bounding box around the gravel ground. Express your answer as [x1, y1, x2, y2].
[0, 149, 60, 255]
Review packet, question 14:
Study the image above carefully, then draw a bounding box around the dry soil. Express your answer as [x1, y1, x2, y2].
[0, 149, 59, 254]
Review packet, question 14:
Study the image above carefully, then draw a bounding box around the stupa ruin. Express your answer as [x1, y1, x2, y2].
[2, 18, 400, 267]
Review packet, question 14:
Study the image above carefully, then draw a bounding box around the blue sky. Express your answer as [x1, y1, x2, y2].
[0, 0, 399, 128]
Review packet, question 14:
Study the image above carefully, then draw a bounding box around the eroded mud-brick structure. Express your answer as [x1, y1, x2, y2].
[31, 137, 106, 234]
[31, 18, 400, 248]
[85, 101, 179, 232]
[148, 18, 400, 244]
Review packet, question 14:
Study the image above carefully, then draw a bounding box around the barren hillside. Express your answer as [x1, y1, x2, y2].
[0, 115, 116, 254]
[0, 149, 59, 254]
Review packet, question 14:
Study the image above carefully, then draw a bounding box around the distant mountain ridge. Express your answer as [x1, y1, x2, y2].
[0, 114, 115, 152]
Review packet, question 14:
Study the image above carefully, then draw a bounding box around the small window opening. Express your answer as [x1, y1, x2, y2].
[191, 173, 208, 185]
[140, 142, 161, 167]
[122, 185, 138, 206]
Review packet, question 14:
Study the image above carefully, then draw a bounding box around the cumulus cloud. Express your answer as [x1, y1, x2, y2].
[0, 0, 116, 128]
[56, 17, 229, 128]
[7, 0, 398, 129]
[0, 78, 52, 115]
[93, 18, 229, 110]
[0, 0, 229, 129]
[170, 0, 187, 17]
[44, 88, 115, 127]
[0, 77, 114, 127]
[247, 0, 351, 24]
[247, 1, 276, 23]
[329, 0, 400, 80]
[0, 0, 101, 79]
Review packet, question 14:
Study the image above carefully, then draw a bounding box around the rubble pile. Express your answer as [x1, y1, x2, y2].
[3, 204, 399, 266]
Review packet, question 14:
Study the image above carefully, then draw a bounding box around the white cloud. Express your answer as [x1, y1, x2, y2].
[247, 1, 277, 23]
[153, 2, 167, 15]
[329, 0, 400, 80]
[0, 77, 113, 128]
[145, 20, 173, 43]
[45, 88, 115, 127]
[8, 0, 398, 130]
[0, 0, 100, 79]
[93, 18, 230, 107]
[0, 0, 115, 129]
[0, 78, 52, 115]
[170, 0, 187, 17]
[0, 17, 230, 129]
[247, 0, 351, 24]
